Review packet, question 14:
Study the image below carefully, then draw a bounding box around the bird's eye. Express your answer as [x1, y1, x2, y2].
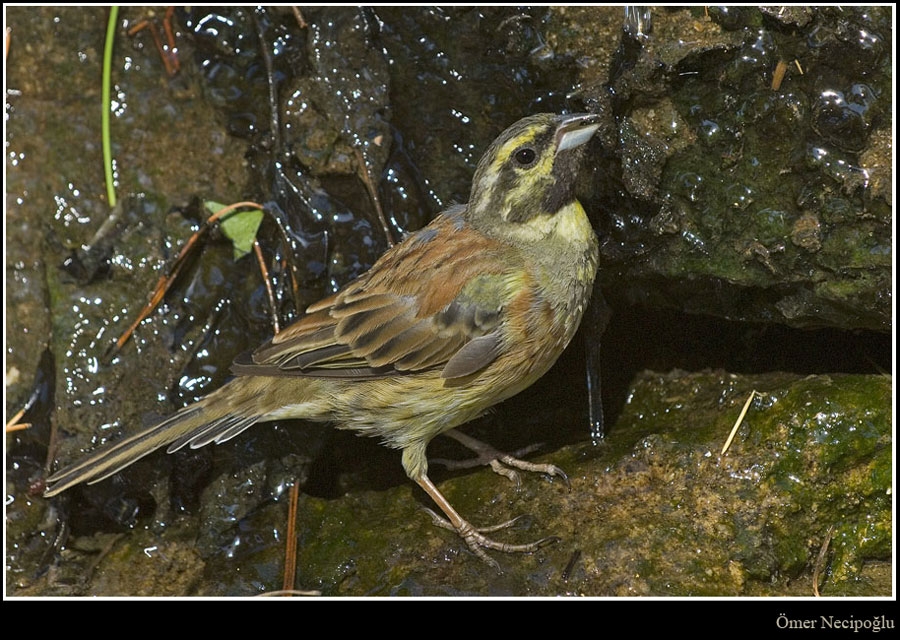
[513, 147, 536, 166]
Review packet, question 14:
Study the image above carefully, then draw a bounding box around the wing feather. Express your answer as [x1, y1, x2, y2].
[232, 211, 525, 381]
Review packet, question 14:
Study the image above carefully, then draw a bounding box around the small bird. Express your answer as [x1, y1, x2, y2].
[44, 112, 601, 565]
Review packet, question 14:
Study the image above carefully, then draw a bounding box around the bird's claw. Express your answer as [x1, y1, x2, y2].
[436, 429, 570, 488]
[423, 508, 559, 568]
[493, 454, 569, 489]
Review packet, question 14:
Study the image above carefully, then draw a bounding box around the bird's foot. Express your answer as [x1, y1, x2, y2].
[435, 429, 569, 488]
[423, 508, 559, 568]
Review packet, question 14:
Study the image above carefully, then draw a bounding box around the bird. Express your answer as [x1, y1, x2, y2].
[44, 112, 602, 566]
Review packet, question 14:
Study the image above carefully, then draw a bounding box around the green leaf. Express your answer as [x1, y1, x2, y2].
[207, 201, 264, 260]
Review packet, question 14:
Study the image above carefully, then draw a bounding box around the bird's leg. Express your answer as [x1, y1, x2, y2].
[414, 473, 558, 568]
[434, 429, 569, 488]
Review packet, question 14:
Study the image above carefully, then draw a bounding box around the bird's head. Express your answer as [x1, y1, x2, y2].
[466, 113, 600, 245]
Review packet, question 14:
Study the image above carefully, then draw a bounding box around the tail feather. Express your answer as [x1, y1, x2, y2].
[43, 402, 259, 497]
[167, 414, 259, 452]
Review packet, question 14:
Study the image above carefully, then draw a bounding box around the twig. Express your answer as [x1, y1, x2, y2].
[8, 420, 32, 432]
[127, 7, 180, 76]
[111, 201, 265, 354]
[5, 406, 30, 432]
[561, 549, 582, 582]
[291, 6, 308, 29]
[85, 534, 125, 581]
[813, 525, 836, 597]
[354, 147, 394, 247]
[282, 481, 301, 594]
[253, 240, 280, 334]
[722, 390, 758, 455]
[162, 6, 180, 74]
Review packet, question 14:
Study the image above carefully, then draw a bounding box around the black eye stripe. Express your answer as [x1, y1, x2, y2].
[513, 147, 536, 166]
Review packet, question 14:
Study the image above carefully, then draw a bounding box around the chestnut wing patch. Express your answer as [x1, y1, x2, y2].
[231, 213, 516, 380]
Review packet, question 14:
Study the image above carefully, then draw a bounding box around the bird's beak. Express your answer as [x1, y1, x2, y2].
[555, 114, 601, 155]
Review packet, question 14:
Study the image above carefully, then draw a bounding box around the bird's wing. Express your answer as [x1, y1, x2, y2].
[232, 211, 525, 380]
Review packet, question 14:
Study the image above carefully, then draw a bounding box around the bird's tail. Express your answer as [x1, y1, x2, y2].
[43, 381, 262, 497]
